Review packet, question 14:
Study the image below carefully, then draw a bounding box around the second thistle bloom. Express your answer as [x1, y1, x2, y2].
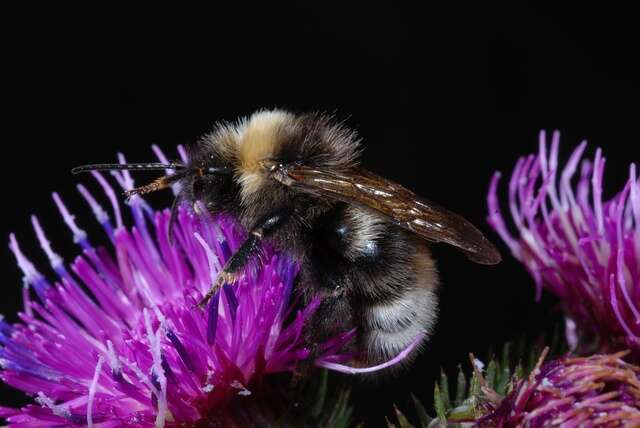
[479, 351, 640, 427]
[487, 131, 640, 355]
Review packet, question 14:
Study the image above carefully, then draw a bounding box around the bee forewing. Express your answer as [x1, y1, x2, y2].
[281, 165, 501, 265]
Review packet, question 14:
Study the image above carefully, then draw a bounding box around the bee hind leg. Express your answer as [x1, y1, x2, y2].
[291, 284, 355, 385]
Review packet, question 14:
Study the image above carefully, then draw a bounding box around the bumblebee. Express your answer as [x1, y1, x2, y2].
[73, 110, 500, 368]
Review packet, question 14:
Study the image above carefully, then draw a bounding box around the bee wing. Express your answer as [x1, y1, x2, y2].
[282, 166, 501, 265]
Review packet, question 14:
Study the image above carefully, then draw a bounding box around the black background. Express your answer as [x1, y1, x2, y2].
[2, 2, 640, 426]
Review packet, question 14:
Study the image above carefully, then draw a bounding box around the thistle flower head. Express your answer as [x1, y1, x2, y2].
[487, 131, 640, 356]
[0, 146, 358, 427]
[479, 351, 640, 427]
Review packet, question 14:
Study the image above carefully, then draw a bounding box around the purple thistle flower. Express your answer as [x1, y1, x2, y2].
[479, 351, 640, 427]
[487, 131, 640, 355]
[0, 146, 371, 427]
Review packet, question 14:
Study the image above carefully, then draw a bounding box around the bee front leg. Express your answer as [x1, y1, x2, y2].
[196, 207, 292, 309]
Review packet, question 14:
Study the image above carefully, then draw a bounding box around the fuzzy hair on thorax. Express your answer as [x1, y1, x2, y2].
[193, 110, 360, 230]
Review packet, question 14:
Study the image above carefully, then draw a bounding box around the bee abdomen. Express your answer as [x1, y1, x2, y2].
[363, 286, 438, 365]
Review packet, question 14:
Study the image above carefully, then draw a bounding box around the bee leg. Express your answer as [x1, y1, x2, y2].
[291, 283, 352, 385]
[196, 207, 292, 309]
[196, 235, 260, 309]
[290, 337, 320, 386]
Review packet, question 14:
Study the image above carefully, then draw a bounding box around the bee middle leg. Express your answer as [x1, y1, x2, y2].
[196, 234, 260, 308]
[196, 207, 292, 309]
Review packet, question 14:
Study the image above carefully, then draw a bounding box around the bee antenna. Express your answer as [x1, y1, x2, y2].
[71, 162, 186, 175]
